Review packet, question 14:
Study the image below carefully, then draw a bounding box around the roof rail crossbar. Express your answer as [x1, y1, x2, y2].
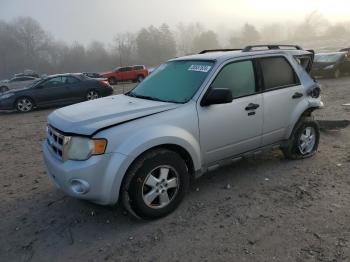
[242, 45, 303, 52]
[199, 49, 242, 54]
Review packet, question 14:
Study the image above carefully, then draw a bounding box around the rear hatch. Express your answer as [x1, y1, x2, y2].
[294, 50, 315, 73]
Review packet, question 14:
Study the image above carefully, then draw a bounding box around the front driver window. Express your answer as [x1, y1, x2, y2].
[211, 60, 256, 98]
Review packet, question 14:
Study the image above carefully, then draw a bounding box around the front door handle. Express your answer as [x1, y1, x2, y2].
[292, 92, 303, 99]
[245, 103, 260, 111]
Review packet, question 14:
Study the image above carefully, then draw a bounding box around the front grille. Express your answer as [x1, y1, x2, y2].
[47, 125, 67, 160]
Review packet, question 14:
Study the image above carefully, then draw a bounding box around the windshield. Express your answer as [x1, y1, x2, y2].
[28, 78, 43, 88]
[314, 53, 344, 63]
[127, 60, 214, 103]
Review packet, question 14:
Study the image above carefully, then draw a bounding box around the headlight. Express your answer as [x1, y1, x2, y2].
[324, 65, 335, 70]
[64, 136, 107, 161]
[0, 93, 14, 99]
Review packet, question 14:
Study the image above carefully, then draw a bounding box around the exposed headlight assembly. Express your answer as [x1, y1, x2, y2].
[64, 136, 107, 161]
[308, 86, 321, 98]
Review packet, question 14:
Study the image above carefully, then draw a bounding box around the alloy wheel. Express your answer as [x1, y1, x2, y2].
[16, 98, 33, 112]
[142, 165, 179, 209]
[298, 126, 316, 155]
[86, 90, 99, 100]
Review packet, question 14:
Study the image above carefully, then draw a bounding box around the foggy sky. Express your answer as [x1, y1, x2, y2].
[0, 0, 349, 44]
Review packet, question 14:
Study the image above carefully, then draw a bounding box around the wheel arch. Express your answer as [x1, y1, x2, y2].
[286, 106, 319, 138]
[14, 95, 36, 107]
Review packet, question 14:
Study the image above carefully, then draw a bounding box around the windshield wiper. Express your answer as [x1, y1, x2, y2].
[126, 92, 177, 103]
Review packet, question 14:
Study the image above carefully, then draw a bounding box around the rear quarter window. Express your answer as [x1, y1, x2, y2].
[259, 57, 299, 90]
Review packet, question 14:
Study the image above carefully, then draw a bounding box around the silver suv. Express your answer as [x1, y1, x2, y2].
[43, 45, 323, 219]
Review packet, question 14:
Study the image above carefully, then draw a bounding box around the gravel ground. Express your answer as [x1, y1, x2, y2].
[0, 78, 349, 262]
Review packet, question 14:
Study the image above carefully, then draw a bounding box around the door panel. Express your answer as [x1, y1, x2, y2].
[262, 85, 303, 145]
[33, 77, 69, 105]
[198, 95, 263, 164]
[258, 56, 304, 146]
[197, 59, 263, 165]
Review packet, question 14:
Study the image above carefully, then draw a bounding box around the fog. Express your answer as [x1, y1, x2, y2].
[0, 0, 349, 78]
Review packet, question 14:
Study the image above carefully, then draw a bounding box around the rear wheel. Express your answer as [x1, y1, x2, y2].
[86, 90, 99, 100]
[282, 117, 320, 159]
[122, 149, 189, 219]
[0, 86, 9, 93]
[16, 97, 34, 112]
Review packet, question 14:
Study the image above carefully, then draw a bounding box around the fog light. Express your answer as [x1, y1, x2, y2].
[70, 179, 90, 194]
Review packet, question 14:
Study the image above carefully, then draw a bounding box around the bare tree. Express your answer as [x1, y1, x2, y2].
[175, 22, 204, 55]
[293, 11, 329, 40]
[113, 33, 136, 67]
[192, 30, 220, 52]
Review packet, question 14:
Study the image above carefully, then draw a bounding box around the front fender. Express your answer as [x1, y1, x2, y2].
[113, 125, 202, 171]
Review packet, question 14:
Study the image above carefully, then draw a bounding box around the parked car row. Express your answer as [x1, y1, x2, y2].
[0, 73, 113, 112]
[0, 64, 152, 112]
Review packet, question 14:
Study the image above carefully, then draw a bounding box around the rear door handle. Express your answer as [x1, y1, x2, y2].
[292, 92, 303, 99]
[245, 103, 260, 111]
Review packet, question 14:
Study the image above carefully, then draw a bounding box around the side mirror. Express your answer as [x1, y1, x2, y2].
[201, 88, 233, 106]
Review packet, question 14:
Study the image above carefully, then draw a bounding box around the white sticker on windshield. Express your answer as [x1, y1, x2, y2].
[188, 65, 212, 72]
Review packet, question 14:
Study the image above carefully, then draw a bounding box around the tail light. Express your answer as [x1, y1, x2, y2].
[308, 86, 321, 98]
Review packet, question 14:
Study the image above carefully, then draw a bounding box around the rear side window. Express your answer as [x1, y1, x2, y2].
[259, 57, 299, 90]
[211, 60, 256, 98]
[65, 76, 80, 84]
[134, 66, 144, 70]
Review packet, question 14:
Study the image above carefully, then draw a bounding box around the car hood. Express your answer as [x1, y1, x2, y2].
[1, 86, 30, 94]
[48, 94, 180, 136]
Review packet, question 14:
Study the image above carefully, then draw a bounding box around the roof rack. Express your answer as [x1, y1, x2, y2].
[199, 49, 242, 54]
[242, 45, 303, 52]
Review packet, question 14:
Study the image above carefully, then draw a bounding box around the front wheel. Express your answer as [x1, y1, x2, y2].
[282, 117, 320, 159]
[86, 90, 99, 100]
[122, 149, 189, 219]
[16, 97, 34, 112]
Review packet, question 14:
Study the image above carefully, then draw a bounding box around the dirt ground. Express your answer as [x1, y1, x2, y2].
[0, 78, 349, 262]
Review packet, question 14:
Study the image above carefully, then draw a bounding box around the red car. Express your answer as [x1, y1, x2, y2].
[102, 65, 149, 85]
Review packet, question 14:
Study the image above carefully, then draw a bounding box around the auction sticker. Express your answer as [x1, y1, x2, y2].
[188, 65, 212, 72]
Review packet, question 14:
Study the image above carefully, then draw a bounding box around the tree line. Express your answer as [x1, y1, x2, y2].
[0, 12, 349, 79]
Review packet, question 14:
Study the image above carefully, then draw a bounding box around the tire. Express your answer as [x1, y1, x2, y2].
[86, 90, 99, 100]
[108, 77, 117, 85]
[15, 97, 34, 112]
[121, 149, 190, 220]
[137, 75, 145, 83]
[282, 117, 320, 160]
[0, 86, 9, 93]
[333, 69, 340, 79]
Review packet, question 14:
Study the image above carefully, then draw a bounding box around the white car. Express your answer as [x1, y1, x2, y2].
[43, 45, 323, 219]
[0, 76, 40, 93]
